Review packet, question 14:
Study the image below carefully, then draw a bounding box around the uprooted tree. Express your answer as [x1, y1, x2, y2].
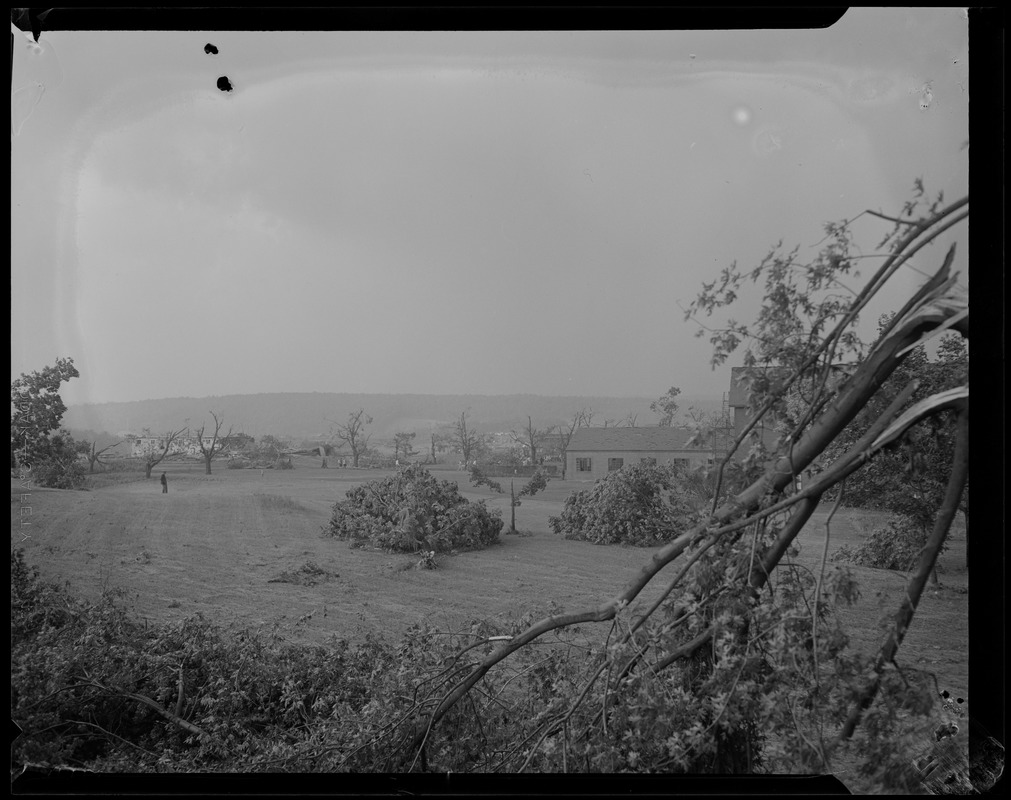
[346, 186, 970, 780]
[323, 463, 503, 553]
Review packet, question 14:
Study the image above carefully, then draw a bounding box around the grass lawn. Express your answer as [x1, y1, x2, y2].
[11, 457, 969, 783]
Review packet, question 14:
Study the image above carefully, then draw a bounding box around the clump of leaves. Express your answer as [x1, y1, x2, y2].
[323, 463, 503, 553]
[469, 465, 503, 493]
[549, 462, 697, 546]
[833, 514, 943, 573]
[268, 560, 337, 586]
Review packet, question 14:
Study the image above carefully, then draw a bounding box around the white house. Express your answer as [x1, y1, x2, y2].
[564, 426, 715, 481]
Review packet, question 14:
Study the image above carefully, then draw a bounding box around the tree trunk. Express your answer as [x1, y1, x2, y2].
[204, 456, 212, 475]
[510, 481, 516, 532]
[145, 462, 153, 479]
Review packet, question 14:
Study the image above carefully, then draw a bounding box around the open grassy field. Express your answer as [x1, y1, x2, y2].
[11, 457, 969, 780]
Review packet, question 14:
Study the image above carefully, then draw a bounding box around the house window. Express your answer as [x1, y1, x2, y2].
[607, 457, 624, 471]
[640, 457, 656, 466]
[576, 457, 592, 472]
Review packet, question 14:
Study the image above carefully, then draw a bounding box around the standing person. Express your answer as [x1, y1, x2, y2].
[160, 472, 168, 493]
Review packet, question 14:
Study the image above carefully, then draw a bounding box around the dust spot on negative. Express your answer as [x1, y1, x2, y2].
[731, 106, 751, 126]
[217, 76, 233, 92]
[204, 43, 219, 55]
[752, 125, 786, 157]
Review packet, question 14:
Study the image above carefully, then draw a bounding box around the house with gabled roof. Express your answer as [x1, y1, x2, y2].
[564, 426, 715, 481]
[727, 364, 857, 458]
[728, 366, 787, 454]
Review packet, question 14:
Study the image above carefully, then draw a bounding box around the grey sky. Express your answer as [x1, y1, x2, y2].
[11, 10, 969, 406]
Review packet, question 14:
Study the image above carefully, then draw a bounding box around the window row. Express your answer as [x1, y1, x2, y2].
[573, 456, 715, 473]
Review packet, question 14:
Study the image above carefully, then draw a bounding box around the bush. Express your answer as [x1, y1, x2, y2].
[322, 463, 503, 553]
[21, 430, 87, 489]
[833, 513, 942, 572]
[11, 548, 402, 773]
[227, 458, 251, 470]
[11, 547, 936, 778]
[549, 462, 698, 546]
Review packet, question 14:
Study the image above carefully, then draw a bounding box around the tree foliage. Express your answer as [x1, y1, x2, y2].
[650, 386, 682, 427]
[13, 187, 971, 784]
[11, 358, 86, 488]
[392, 431, 419, 461]
[322, 463, 503, 553]
[550, 462, 698, 546]
[355, 184, 970, 780]
[468, 465, 503, 494]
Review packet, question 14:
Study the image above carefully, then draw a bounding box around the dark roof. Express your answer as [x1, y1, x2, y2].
[567, 426, 709, 453]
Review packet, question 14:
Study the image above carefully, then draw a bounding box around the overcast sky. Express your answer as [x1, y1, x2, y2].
[11, 10, 969, 407]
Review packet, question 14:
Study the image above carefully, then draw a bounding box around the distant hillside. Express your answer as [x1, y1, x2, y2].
[65, 392, 724, 442]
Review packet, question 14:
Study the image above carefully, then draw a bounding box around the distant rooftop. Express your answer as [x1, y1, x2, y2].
[567, 426, 707, 452]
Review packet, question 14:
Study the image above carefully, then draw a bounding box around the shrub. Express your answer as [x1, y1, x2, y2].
[21, 430, 87, 489]
[833, 513, 943, 572]
[549, 462, 698, 546]
[322, 463, 503, 553]
[227, 458, 251, 470]
[12, 547, 402, 773]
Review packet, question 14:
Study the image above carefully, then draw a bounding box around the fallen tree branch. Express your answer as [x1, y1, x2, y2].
[397, 242, 969, 767]
[84, 680, 223, 747]
[832, 405, 969, 747]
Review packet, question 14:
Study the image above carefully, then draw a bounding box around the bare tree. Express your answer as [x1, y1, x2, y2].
[83, 440, 122, 473]
[428, 430, 451, 465]
[452, 411, 484, 465]
[555, 408, 592, 479]
[330, 409, 373, 468]
[510, 416, 547, 465]
[195, 412, 233, 475]
[623, 412, 638, 427]
[143, 427, 187, 479]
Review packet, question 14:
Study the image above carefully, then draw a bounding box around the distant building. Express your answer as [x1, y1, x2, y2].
[128, 435, 177, 458]
[727, 364, 856, 458]
[565, 426, 715, 481]
[127, 433, 218, 458]
[727, 366, 787, 454]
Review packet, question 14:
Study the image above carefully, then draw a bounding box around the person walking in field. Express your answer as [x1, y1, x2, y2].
[160, 472, 168, 493]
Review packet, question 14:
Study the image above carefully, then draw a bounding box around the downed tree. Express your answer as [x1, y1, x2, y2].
[374, 191, 970, 780]
[348, 190, 972, 780]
